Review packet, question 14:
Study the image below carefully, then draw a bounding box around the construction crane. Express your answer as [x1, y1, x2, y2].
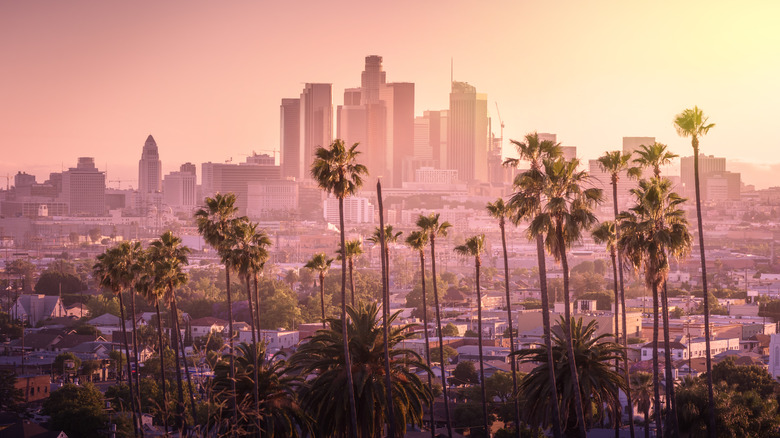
[495, 102, 504, 146]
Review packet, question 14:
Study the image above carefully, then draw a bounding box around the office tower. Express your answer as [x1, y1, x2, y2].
[247, 180, 298, 219]
[361, 55, 386, 105]
[337, 88, 368, 151]
[61, 157, 106, 216]
[448, 81, 488, 183]
[622, 136, 655, 155]
[163, 163, 197, 210]
[299, 84, 333, 180]
[680, 154, 728, 199]
[280, 98, 301, 179]
[201, 154, 281, 215]
[379, 82, 414, 186]
[138, 135, 162, 196]
[561, 146, 577, 161]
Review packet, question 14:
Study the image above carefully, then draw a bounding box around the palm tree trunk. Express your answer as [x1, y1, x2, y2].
[475, 257, 489, 438]
[155, 301, 170, 435]
[651, 283, 663, 438]
[245, 274, 261, 437]
[660, 283, 679, 438]
[172, 296, 197, 434]
[128, 288, 145, 438]
[644, 409, 649, 438]
[500, 221, 521, 437]
[557, 224, 587, 438]
[430, 235, 453, 438]
[693, 141, 716, 438]
[319, 272, 326, 329]
[339, 196, 359, 438]
[349, 258, 356, 307]
[168, 290, 186, 431]
[536, 234, 562, 438]
[613, 177, 635, 438]
[376, 182, 397, 438]
[418, 250, 435, 438]
[610, 250, 621, 438]
[118, 291, 139, 438]
[225, 264, 237, 425]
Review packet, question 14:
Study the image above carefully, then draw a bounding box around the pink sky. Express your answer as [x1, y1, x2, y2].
[2, 1, 779, 188]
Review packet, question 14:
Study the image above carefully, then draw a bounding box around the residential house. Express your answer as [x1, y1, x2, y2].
[10, 295, 66, 325]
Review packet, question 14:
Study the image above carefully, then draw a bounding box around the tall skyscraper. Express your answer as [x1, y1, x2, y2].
[337, 88, 368, 153]
[280, 98, 301, 179]
[681, 154, 728, 199]
[138, 135, 162, 195]
[299, 83, 333, 180]
[379, 82, 414, 186]
[448, 81, 488, 183]
[61, 157, 106, 216]
[361, 55, 386, 105]
[201, 154, 281, 215]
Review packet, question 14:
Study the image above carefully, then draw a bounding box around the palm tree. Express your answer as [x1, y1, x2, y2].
[591, 221, 624, 433]
[633, 142, 678, 178]
[195, 193, 243, 421]
[210, 342, 312, 437]
[368, 225, 403, 295]
[94, 243, 142, 436]
[618, 178, 692, 438]
[519, 158, 602, 438]
[505, 132, 564, 438]
[291, 302, 431, 438]
[596, 150, 639, 438]
[415, 213, 453, 438]
[250, 228, 272, 338]
[454, 234, 489, 437]
[148, 231, 192, 431]
[304, 253, 334, 328]
[515, 317, 625, 435]
[674, 106, 716, 438]
[124, 241, 146, 431]
[630, 372, 653, 438]
[336, 239, 364, 306]
[405, 230, 435, 437]
[310, 139, 368, 437]
[632, 143, 680, 428]
[486, 197, 521, 434]
[135, 257, 170, 434]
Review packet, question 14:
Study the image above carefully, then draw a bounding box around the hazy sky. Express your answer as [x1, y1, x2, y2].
[2, 1, 779, 188]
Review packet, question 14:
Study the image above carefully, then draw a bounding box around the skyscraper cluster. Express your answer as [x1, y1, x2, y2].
[280, 55, 496, 188]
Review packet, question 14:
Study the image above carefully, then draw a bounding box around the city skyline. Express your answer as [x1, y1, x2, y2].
[2, 1, 780, 188]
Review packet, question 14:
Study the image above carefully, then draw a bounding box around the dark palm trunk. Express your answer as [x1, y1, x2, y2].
[557, 224, 587, 438]
[155, 301, 170, 435]
[418, 249, 435, 438]
[430, 235, 453, 438]
[339, 196, 359, 438]
[475, 256, 489, 437]
[349, 258, 356, 307]
[693, 141, 716, 438]
[225, 265, 237, 425]
[128, 289, 145, 438]
[536, 234, 562, 438]
[168, 292, 185, 431]
[651, 283, 663, 438]
[172, 296, 197, 433]
[644, 409, 650, 438]
[244, 274, 261, 436]
[610, 250, 621, 438]
[376, 182, 397, 438]
[500, 220, 521, 437]
[118, 292, 139, 437]
[319, 272, 326, 329]
[661, 283, 679, 437]
[613, 179, 635, 438]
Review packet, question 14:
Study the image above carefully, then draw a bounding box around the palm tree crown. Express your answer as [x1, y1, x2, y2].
[633, 142, 678, 178]
[504, 132, 563, 171]
[673, 106, 715, 152]
[310, 139, 368, 199]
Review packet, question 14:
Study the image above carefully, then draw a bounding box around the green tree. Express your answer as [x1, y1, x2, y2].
[304, 253, 334, 328]
[291, 302, 430, 438]
[441, 322, 459, 337]
[506, 132, 564, 438]
[452, 361, 479, 385]
[310, 139, 368, 437]
[515, 318, 625, 436]
[7, 259, 36, 292]
[674, 105, 717, 438]
[195, 192, 242, 423]
[430, 345, 457, 364]
[34, 270, 83, 295]
[0, 370, 23, 412]
[630, 372, 653, 438]
[54, 352, 81, 376]
[416, 212, 454, 438]
[43, 383, 108, 438]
